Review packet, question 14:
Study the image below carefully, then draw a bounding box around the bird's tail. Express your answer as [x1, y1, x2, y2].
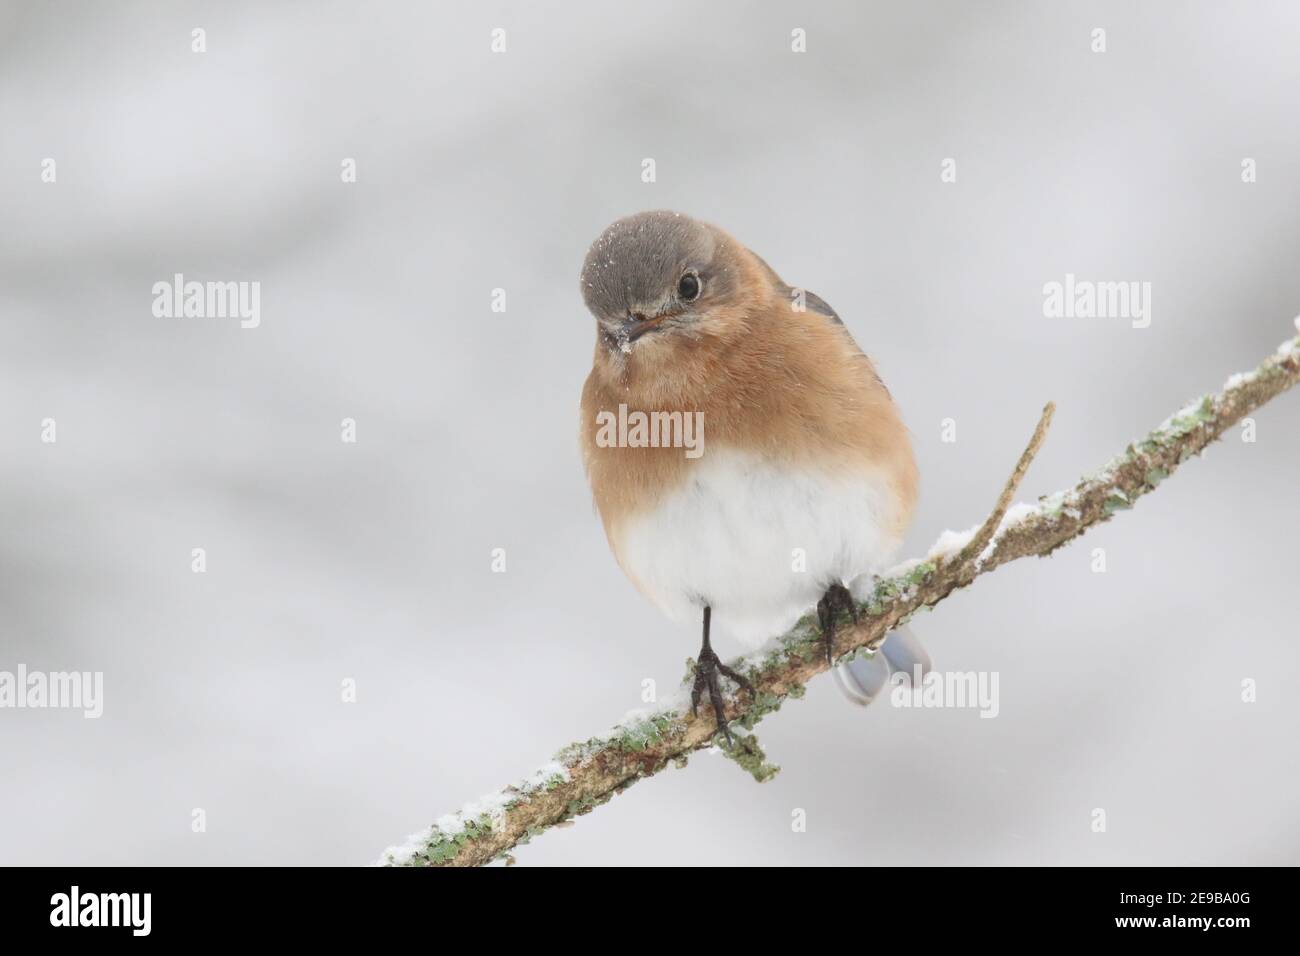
[832, 624, 931, 707]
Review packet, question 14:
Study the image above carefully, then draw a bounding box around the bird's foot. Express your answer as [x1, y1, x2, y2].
[817, 583, 860, 666]
[690, 645, 755, 746]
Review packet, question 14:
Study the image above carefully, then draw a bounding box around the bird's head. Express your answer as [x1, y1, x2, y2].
[579, 211, 764, 359]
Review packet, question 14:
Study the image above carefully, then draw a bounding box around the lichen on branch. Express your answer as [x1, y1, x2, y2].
[378, 325, 1300, 868]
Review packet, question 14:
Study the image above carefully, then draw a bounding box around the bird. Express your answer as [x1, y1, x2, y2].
[578, 210, 930, 740]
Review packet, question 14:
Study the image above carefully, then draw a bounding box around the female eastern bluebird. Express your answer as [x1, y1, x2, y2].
[578, 210, 930, 738]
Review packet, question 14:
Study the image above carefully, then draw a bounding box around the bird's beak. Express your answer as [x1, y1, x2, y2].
[621, 312, 667, 342]
[601, 309, 679, 352]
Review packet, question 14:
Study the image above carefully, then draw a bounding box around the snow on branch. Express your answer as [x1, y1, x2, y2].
[379, 323, 1300, 868]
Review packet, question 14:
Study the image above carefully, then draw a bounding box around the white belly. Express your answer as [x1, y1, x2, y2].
[612, 448, 904, 648]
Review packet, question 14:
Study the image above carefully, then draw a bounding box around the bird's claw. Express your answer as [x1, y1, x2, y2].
[817, 583, 860, 666]
[690, 646, 755, 747]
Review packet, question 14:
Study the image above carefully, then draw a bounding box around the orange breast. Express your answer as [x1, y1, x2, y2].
[580, 287, 918, 560]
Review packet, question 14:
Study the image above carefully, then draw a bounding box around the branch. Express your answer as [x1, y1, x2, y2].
[379, 324, 1300, 867]
[959, 399, 1055, 567]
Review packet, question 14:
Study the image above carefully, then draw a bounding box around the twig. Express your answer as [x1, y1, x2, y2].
[959, 402, 1054, 567]
[378, 325, 1300, 867]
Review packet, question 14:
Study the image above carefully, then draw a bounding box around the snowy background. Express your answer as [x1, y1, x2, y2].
[2, 0, 1298, 866]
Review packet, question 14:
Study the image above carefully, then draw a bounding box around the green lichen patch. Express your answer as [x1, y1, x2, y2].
[1162, 395, 1216, 438]
[720, 731, 780, 783]
[516, 825, 546, 846]
[611, 713, 682, 753]
[1103, 490, 1133, 514]
[904, 561, 937, 587]
[755, 624, 822, 674]
[736, 690, 784, 730]
[1037, 489, 1072, 518]
[514, 763, 570, 796]
[1143, 466, 1169, 487]
[555, 710, 686, 766]
[562, 786, 626, 821]
[554, 737, 602, 766]
[417, 813, 494, 865]
[873, 578, 900, 601]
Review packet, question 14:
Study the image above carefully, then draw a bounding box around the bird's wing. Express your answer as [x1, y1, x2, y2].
[746, 247, 889, 393]
[746, 248, 843, 324]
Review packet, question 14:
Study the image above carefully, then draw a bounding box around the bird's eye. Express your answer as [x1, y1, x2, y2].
[677, 272, 701, 302]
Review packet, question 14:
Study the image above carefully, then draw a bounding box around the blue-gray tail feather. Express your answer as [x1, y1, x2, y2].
[833, 624, 931, 707]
